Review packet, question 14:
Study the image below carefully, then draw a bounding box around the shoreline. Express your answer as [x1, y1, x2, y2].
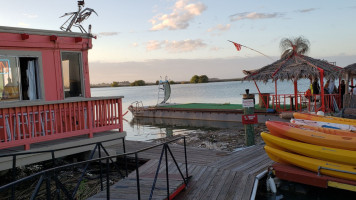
[149, 123, 268, 152]
[90, 78, 244, 88]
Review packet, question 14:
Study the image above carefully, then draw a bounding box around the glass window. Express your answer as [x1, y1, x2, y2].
[0, 56, 20, 101]
[61, 52, 83, 98]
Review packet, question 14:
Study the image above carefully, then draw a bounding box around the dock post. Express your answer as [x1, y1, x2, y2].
[242, 89, 255, 146]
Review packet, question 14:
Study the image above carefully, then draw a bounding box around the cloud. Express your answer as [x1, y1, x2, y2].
[97, 32, 119, 37]
[150, 0, 207, 30]
[210, 47, 221, 51]
[207, 24, 231, 32]
[23, 13, 38, 19]
[297, 8, 317, 13]
[165, 39, 207, 52]
[230, 12, 283, 21]
[132, 42, 139, 47]
[146, 39, 206, 53]
[17, 22, 30, 27]
[146, 40, 163, 51]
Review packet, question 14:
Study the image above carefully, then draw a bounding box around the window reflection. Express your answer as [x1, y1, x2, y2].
[0, 57, 20, 100]
[61, 52, 82, 98]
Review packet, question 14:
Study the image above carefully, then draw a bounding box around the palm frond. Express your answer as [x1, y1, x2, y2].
[279, 36, 310, 59]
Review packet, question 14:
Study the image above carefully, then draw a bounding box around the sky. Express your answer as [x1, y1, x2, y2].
[1, 0, 356, 83]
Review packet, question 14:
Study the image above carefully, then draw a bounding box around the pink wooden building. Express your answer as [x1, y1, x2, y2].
[0, 26, 124, 151]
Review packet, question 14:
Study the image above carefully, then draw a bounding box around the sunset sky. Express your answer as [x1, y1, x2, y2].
[1, 0, 356, 83]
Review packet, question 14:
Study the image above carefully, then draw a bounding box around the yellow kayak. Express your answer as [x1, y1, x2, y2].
[294, 112, 356, 126]
[264, 145, 356, 181]
[261, 132, 356, 165]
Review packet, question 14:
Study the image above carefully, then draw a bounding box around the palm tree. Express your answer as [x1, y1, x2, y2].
[280, 36, 310, 59]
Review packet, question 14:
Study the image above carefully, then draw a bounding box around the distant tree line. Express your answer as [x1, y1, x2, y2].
[130, 80, 146, 86]
[107, 75, 211, 87]
[155, 80, 176, 85]
[190, 75, 209, 83]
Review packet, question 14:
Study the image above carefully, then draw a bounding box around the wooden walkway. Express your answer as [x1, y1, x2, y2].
[89, 140, 272, 200]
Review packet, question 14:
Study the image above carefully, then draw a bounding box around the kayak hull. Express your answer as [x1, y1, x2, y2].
[293, 113, 356, 126]
[264, 145, 356, 182]
[261, 132, 356, 165]
[266, 121, 356, 151]
[291, 118, 356, 131]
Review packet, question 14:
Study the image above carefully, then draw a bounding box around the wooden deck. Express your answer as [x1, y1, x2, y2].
[90, 140, 272, 200]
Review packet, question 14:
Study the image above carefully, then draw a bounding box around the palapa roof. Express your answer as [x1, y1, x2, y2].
[344, 63, 356, 75]
[244, 54, 344, 83]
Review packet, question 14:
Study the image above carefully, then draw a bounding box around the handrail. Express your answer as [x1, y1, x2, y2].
[259, 93, 342, 113]
[0, 96, 124, 109]
[0, 136, 189, 200]
[0, 97, 124, 150]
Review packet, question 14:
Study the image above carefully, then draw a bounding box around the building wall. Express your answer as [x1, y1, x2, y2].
[0, 29, 92, 101]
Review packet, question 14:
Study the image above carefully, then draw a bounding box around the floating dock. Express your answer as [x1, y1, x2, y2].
[129, 103, 287, 123]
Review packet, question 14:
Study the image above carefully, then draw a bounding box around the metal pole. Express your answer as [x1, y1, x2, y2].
[165, 144, 170, 200]
[99, 143, 103, 191]
[46, 173, 52, 200]
[123, 138, 128, 177]
[184, 137, 188, 179]
[12, 155, 16, 200]
[51, 151, 60, 199]
[135, 153, 141, 200]
[106, 158, 110, 200]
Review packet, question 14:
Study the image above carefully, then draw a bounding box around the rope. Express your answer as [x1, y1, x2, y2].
[122, 110, 129, 116]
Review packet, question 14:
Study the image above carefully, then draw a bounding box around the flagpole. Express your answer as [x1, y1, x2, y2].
[228, 40, 274, 61]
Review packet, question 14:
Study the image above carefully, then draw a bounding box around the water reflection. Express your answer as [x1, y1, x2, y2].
[130, 117, 242, 129]
[128, 117, 243, 139]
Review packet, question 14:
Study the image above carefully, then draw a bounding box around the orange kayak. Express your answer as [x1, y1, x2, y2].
[293, 112, 356, 126]
[266, 121, 356, 151]
[267, 121, 356, 138]
[295, 123, 356, 137]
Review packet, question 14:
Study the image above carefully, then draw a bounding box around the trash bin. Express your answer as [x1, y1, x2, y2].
[259, 93, 270, 108]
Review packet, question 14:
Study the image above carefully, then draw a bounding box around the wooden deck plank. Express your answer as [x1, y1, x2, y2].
[186, 167, 219, 199]
[215, 171, 238, 200]
[223, 172, 242, 200]
[209, 169, 233, 200]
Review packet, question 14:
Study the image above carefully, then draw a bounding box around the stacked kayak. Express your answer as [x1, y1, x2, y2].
[266, 121, 356, 150]
[263, 113, 356, 182]
[294, 112, 356, 126]
[291, 118, 356, 131]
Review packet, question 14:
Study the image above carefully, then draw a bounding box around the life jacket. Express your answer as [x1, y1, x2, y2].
[305, 89, 311, 97]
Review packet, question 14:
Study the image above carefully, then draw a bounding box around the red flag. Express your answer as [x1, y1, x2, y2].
[233, 42, 241, 51]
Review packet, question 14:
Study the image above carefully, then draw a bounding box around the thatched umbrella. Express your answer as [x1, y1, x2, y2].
[344, 63, 356, 93]
[244, 36, 344, 111]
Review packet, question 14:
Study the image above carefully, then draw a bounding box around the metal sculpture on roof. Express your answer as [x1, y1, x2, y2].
[60, 0, 98, 33]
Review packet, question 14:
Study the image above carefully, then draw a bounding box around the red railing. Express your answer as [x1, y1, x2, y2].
[259, 93, 341, 113]
[0, 97, 123, 150]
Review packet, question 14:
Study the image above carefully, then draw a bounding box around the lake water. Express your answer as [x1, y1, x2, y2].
[91, 80, 310, 141]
